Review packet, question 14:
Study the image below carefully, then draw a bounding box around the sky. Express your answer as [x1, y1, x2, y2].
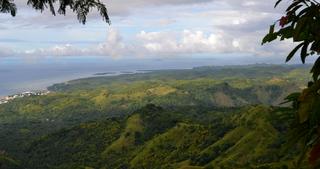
[0, 0, 301, 62]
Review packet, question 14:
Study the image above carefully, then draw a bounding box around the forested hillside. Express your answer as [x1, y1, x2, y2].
[0, 65, 312, 169]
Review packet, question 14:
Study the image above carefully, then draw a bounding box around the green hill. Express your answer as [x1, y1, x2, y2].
[0, 65, 312, 169]
[0, 154, 20, 169]
[21, 105, 304, 169]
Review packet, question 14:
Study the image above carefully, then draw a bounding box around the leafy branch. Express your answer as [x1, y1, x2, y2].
[263, 0, 320, 167]
[0, 0, 110, 24]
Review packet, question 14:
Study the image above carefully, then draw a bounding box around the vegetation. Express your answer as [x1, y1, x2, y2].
[2, 0, 316, 167]
[0, 65, 314, 169]
[0, 0, 109, 24]
[6, 104, 304, 169]
[262, 0, 320, 166]
[0, 153, 19, 169]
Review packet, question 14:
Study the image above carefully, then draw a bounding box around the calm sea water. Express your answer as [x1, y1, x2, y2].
[0, 55, 287, 96]
[0, 57, 218, 96]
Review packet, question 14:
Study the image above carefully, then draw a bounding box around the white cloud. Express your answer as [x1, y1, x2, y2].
[0, 0, 296, 61]
[0, 46, 16, 57]
[17, 26, 295, 59]
[24, 44, 89, 57]
[22, 29, 128, 58]
[97, 28, 127, 57]
[135, 29, 262, 56]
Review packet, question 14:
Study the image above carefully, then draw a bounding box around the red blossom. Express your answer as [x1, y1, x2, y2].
[280, 16, 289, 27]
[309, 142, 320, 165]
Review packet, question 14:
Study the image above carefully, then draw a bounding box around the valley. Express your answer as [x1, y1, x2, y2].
[0, 64, 312, 169]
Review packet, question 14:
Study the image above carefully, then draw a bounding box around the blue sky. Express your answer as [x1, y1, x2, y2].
[0, 0, 300, 62]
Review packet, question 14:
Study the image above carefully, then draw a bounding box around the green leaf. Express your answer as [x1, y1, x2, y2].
[287, 1, 302, 12]
[297, 7, 309, 17]
[311, 57, 320, 81]
[274, 0, 283, 8]
[286, 42, 305, 62]
[285, 92, 301, 101]
[278, 26, 293, 40]
[293, 17, 308, 42]
[281, 92, 301, 105]
[300, 42, 309, 64]
[311, 41, 320, 53]
[269, 24, 275, 34]
[298, 95, 312, 123]
[262, 33, 277, 45]
[309, 96, 320, 127]
[297, 81, 320, 124]
[291, 4, 303, 14]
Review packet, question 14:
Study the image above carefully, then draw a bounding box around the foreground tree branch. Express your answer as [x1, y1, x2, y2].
[0, 0, 110, 24]
[263, 0, 320, 167]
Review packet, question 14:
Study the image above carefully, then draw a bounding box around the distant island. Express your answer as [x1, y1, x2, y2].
[120, 71, 135, 74]
[93, 70, 151, 76]
[93, 72, 117, 76]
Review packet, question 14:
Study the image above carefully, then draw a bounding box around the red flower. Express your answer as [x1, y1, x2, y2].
[309, 142, 320, 165]
[280, 16, 288, 27]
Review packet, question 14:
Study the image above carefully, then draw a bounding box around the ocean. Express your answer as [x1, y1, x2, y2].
[0, 55, 291, 97]
[0, 57, 223, 96]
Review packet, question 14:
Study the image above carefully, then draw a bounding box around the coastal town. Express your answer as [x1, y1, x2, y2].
[0, 90, 50, 104]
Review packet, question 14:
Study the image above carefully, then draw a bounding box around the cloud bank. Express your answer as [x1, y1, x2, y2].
[0, 0, 293, 61]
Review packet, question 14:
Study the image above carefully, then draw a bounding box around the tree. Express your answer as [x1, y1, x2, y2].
[262, 0, 320, 167]
[0, 0, 110, 24]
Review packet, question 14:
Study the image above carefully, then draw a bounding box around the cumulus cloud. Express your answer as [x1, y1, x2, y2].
[0, 46, 16, 57]
[20, 27, 294, 58]
[22, 29, 128, 58]
[0, 0, 295, 61]
[136, 30, 231, 55]
[21, 29, 233, 58]
[134, 29, 294, 57]
[23, 44, 89, 57]
[96, 28, 127, 57]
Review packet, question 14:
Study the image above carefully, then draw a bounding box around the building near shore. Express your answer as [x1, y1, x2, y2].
[0, 90, 50, 105]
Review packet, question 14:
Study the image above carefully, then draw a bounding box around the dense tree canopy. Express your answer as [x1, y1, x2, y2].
[0, 0, 110, 24]
[263, 0, 320, 167]
[0, 65, 310, 169]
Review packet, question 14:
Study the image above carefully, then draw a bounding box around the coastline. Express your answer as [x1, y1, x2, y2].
[0, 90, 51, 104]
[0, 70, 151, 100]
[1, 63, 308, 100]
